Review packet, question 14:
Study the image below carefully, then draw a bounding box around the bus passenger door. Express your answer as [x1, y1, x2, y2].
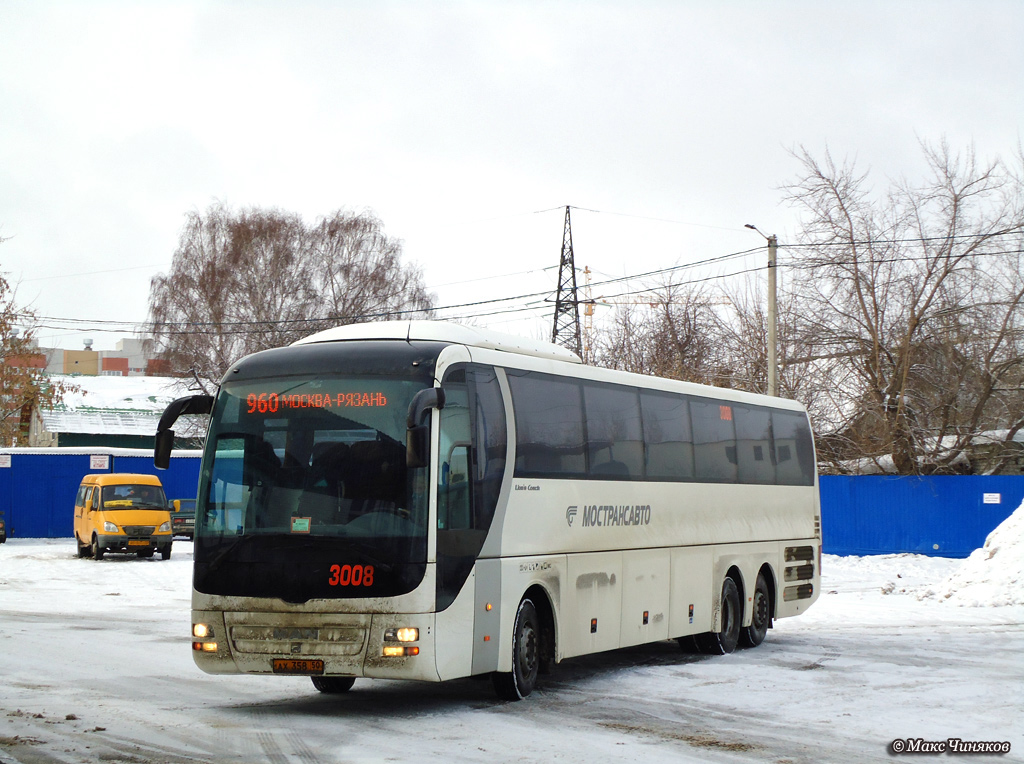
[434, 379, 477, 679]
[434, 366, 509, 680]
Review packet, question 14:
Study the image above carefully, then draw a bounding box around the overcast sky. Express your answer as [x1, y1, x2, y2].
[1, 1, 1021, 351]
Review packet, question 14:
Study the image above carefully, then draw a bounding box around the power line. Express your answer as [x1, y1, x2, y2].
[18, 244, 767, 333]
[778, 229, 1023, 249]
[21, 240, 1023, 336]
[17, 263, 167, 283]
[780, 247, 1024, 269]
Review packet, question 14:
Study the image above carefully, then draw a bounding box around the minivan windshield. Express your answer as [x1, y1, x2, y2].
[101, 484, 167, 509]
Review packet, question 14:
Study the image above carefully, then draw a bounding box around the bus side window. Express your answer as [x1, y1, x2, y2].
[584, 382, 643, 479]
[441, 444, 472, 530]
[437, 380, 472, 531]
[691, 399, 738, 482]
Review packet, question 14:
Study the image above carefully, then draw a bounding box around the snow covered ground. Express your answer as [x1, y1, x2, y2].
[1, 524, 1022, 763]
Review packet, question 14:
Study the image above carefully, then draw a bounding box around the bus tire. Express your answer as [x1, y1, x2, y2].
[91, 535, 104, 561]
[695, 577, 741, 655]
[740, 573, 771, 648]
[676, 635, 700, 653]
[492, 598, 540, 700]
[159, 545, 172, 560]
[76, 536, 89, 558]
[311, 676, 356, 693]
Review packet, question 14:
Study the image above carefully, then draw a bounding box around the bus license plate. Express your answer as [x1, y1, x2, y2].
[272, 659, 324, 675]
[128, 539, 150, 546]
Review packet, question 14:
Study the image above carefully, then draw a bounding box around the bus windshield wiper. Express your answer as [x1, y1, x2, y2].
[344, 541, 395, 573]
[202, 534, 266, 578]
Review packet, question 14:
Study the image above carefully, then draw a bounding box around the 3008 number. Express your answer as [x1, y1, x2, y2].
[328, 564, 374, 587]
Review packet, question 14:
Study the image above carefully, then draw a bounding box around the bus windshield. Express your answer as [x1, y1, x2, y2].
[194, 374, 431, 602]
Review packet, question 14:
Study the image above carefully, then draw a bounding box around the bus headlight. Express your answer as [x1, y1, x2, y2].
[383, 627, 419, 656]
[103, 521, 119, 533]
[193, 623, 214, 638]
[158, 521, 171, 532]
[383, 645, 419, 657]
[193, 642, 218, 652]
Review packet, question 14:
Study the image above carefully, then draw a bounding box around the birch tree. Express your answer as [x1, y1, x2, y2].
[148, 204, 435, 384]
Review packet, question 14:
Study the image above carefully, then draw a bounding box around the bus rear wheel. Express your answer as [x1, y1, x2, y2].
[492, 598, 540, 700]
[740, 573, 771, 648]
[311, 676, 355, 693]
[694, 577, 741, 655]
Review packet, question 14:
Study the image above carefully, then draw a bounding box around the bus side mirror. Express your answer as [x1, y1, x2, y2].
[154, 429, 175, 470]
[406, 388, 446, 469]
[154, 394, 214, 469]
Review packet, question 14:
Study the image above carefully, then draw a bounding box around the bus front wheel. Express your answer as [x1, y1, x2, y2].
[694, 577, 741, 655]
[311, 676, 355, 693]
[492, 598, 540, 700]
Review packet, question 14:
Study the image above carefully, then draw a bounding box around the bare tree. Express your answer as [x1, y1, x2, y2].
[148, 204, 435, 383]
[784, 141, 1024, 474]
[0, 274, 74, 445]
[593, 281, 729, 385]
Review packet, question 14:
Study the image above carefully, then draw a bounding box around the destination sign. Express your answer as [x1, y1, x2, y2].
[246, 391, 388, 414]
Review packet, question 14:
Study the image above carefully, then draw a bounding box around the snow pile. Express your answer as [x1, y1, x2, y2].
[920, 498, 1024, 607]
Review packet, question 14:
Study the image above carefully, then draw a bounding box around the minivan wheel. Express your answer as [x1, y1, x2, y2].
[159, 545, 172, 560]
[91, 535, 104, 561]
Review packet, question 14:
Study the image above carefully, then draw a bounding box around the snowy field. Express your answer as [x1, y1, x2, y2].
[1, 515, 1022, 764]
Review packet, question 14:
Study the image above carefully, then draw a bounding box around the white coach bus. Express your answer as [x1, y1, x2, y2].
[155, 321, 820, 700]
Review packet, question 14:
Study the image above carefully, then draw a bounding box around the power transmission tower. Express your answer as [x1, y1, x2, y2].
[552, 206, 583, 358]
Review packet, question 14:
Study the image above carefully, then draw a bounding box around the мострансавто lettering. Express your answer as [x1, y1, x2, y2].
[581, 505, 652, 527]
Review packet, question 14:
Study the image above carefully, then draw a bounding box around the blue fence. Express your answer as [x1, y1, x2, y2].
[820, 475, 1023, 558]
[2, 450, 1021, 558]
[0, 449, 201, 540]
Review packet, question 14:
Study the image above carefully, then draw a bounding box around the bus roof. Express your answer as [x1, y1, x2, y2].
[292, 321, 583, 364]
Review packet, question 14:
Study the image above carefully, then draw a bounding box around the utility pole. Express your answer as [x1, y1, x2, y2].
[552, 206, 583, 358]
[766, 233, 778, 397]
[745, 224, 779, 397]
[581, 266, 594, 364]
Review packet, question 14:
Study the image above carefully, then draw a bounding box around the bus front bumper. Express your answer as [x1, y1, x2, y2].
[191, 610, 440, 682]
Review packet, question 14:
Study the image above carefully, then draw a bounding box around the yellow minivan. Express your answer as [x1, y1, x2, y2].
[73, 474, 174, 560]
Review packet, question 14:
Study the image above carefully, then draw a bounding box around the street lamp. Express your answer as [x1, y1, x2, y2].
[745, 224, 778, 397]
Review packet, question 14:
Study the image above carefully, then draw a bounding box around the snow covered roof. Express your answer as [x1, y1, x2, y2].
[45, 374, 199, 413]
[37, 375, 208, 437]
[40, 410, 162, 436]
